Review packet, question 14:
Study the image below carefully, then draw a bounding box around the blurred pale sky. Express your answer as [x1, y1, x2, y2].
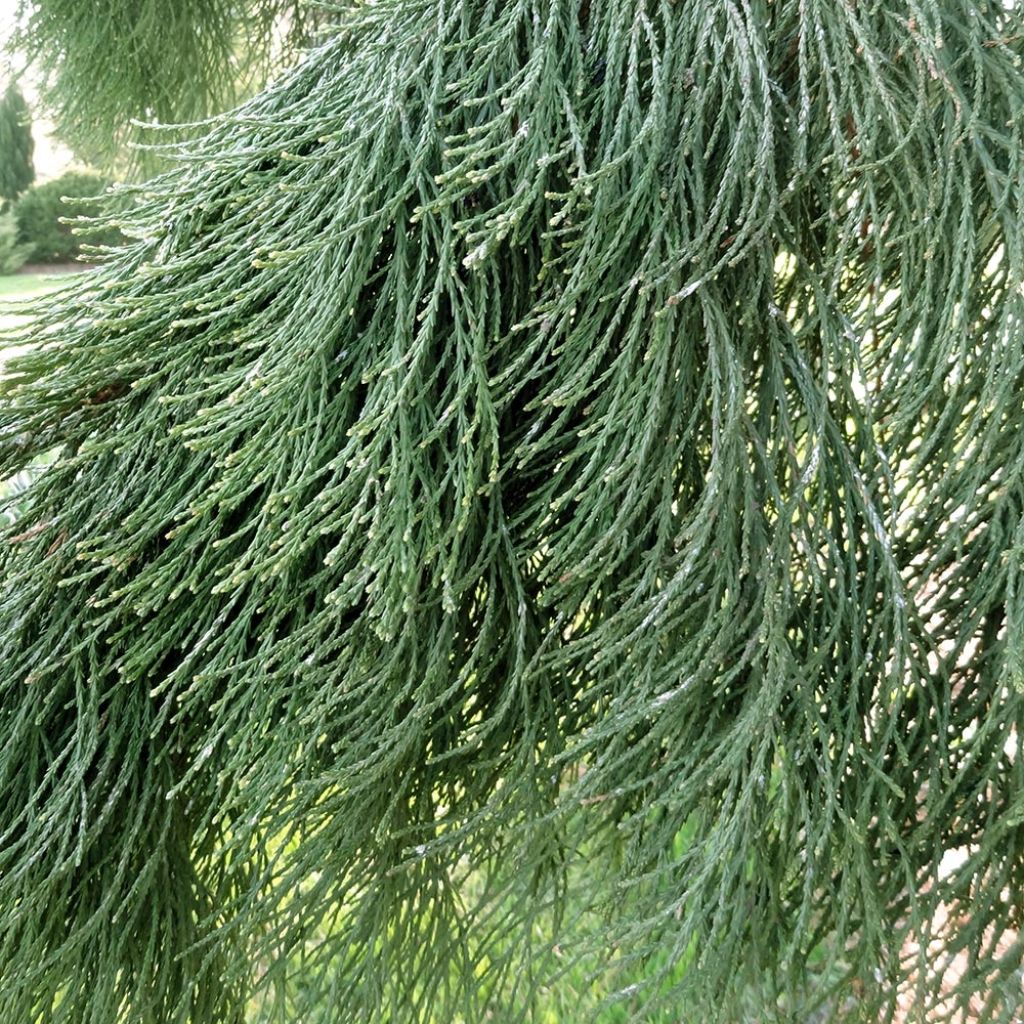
[0, 0, 15, 44]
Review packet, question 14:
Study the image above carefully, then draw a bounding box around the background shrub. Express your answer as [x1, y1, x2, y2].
[0, 211, 30, 274]
[14, 171, 123, 262]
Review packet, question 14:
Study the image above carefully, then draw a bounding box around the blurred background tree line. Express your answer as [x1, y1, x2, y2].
[0, 0, 319, 274]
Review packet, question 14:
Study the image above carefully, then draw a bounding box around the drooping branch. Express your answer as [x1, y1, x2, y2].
[1, 2, 1023, 1022]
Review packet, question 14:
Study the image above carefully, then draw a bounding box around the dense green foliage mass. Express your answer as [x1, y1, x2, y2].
[0, 211, 30, 274]
[11, 0, 320, 171]
[0, 80, 34, 203]
[13, 170, 121, 262]
[2, 2, 1024, 1022]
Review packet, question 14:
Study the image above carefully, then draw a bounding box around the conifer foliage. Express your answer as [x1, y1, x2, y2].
[0, 80, 34, 203]
[2, 2, 1024, 1022]
[12, 0, 317, 170]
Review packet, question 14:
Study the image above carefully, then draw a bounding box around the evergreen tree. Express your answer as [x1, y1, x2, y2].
[2, 3, 1024, 1022]
[0, 80, 34, 204]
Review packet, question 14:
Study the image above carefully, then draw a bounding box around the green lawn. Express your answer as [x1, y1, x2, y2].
[0, 271, 74, 331]
[0, 273, 71, 508]
[0, 271, 73, 299]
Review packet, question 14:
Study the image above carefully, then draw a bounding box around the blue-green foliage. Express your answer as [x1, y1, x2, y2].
[1, 3, 1023, 1022]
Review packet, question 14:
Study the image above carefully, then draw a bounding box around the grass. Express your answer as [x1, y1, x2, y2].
[0, 270, 74, 299]
[0, 271, 71, 510]
[0, 270, 75, 332]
